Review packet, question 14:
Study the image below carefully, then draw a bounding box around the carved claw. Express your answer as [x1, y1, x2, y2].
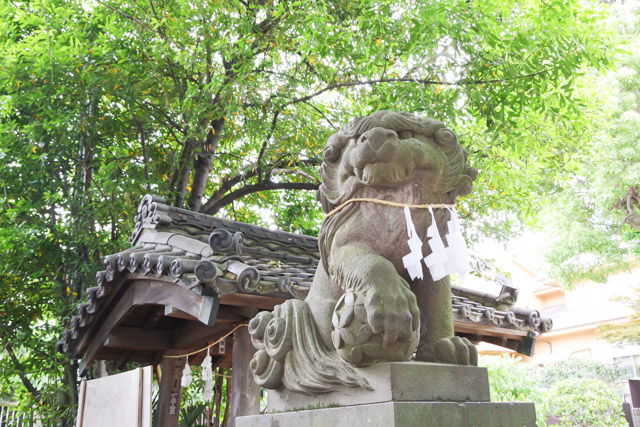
[331, 276, 420, 366]
[364, 278, 420, 349]
[420, 336, 478, 366]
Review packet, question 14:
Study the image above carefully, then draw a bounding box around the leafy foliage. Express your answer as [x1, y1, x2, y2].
[481, 355, 627, 427]
[534, 358, 626, 388]
[545, 378, 626, 427]
[179, 404, 206, 427]
[480, 355, 546, 426]
[599, 286, 640, 345]
[540, 2, 640, 287]
[0, 0, 622, 422]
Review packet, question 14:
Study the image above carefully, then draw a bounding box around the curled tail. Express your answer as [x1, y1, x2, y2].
[248, 299, 370, 394]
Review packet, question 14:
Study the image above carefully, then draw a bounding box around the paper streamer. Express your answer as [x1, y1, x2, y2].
[402, 206, 424, 280]
[201, 348, 213, 401]
[423, 206, 449, 281]
[181, 359, 192, 388]
[443, 207, 471, 279]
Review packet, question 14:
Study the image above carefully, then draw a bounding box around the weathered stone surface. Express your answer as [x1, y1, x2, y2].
[236, 401, 536, 427]
[248, 111, 481, 394]
[267, 362, 490, 413]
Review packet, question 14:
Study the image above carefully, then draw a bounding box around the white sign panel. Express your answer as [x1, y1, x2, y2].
[76, 366, 152, 427]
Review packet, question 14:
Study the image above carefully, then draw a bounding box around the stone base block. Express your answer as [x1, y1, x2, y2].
[268, 362, 490, 412]
[237, 401, 537, 427]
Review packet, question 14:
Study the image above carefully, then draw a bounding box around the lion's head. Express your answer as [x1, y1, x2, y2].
[318, 110, 477, 212]
[317, 111, 478, 271]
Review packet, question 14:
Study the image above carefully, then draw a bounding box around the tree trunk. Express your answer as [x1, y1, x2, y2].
[188, 118, 225, 212]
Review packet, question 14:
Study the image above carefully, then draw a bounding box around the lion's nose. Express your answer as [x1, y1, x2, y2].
[359, 127, 398, 151]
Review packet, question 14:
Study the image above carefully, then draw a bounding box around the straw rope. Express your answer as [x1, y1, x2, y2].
[163, 323, 248, 359]
[325, 197, 455, 218]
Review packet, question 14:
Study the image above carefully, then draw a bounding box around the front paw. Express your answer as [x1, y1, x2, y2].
[365, 281, 420, 348]
[420, 336, 478, 366]
[331, 281, 420, 366]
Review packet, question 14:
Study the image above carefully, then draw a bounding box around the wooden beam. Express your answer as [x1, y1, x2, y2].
[76, 273, 172, 355]
[215, 306, 255, 325]
[479, 336, 521, 352]
[144, 306, 165, 331]
[219, 293, 285, 310]
[173, 323, 232, 350]
[198, 295, 220, 326]
[164, 306, 198, 321]
[104, 327, 172, 352]
[116, 351, 132, 370]
[81, 280, 215, 365]
[81, 285, 137, 367]
[155, 351, 185, 427]
[229, 327, 260, 427]
[75, 275, 129, 355]
[454, 321, 528, 339]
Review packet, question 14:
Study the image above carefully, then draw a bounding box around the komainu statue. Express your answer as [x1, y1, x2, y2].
[248, 111, 478, 394]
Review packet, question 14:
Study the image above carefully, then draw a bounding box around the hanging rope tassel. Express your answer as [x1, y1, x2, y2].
[181, 357, 192, 388]
[443, 207, 471, 280]
[423, 206, 449, 281]
[202, 348, 214, 401]
[402, 206, 424, 280]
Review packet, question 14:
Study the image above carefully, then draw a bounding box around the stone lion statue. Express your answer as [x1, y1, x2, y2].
[248, 111, 478, 394]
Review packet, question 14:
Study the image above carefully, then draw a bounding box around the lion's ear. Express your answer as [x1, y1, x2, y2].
[317, 161, 341, 213]
[316, 186, 332, 213]
[448, 166, 478, 201]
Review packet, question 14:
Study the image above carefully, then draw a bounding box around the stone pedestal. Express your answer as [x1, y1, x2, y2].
[237, 362, 536, 427]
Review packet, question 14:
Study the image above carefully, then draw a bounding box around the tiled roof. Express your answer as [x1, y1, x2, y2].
[59, 195, 551, 357]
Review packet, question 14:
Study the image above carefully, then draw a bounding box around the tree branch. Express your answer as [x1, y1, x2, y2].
[203, 181, 319, 216]
[96, 0, 182, 55]
[137, 119, 151, 191]
[257, 111, 280, 169]
[303, 101, 335, 127]
[244, 68, 552, 109]
[285, 71, 551, 106]
[169, 137, 197, 207]
[2, 336, 41, 401]
[201, 158, 319, 213]
[616, 185, 640, 232]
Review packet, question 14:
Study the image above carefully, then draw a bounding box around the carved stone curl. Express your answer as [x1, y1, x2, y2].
[249, 111, 478, 394]
[248, 299, 369, 394]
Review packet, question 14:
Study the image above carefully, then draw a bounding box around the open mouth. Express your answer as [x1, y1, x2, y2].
[354, 162, 416, 186]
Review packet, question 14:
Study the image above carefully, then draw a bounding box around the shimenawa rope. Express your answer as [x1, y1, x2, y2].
[163, 323, 248, 359]
[325, 197, 455, 218]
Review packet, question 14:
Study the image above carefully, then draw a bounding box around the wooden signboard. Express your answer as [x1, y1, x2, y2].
[76, 366, 152, 427]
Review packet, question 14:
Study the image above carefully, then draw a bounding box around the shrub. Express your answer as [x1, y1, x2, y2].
[480, 355, 546, 426]
[545, 378, 626, 427]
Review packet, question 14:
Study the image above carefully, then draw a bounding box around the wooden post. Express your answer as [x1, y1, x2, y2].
[155, 351, 186, 427]
[229, 327, 260, 427]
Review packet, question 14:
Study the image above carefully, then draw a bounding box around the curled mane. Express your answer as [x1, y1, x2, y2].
[317, 111, 477, 271]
